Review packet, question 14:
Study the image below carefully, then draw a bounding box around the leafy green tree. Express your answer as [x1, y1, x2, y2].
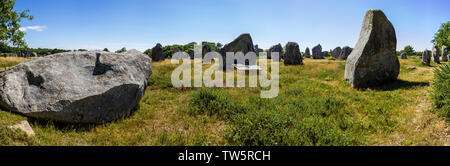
[144, 49, 152, 55]
[0, 0, 33, 48]
[216, 43, 223, 49]
[401, 45, 415, 56]
[432, 21, 450, 49]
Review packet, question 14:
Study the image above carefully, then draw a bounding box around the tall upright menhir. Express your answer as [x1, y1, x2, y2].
[345, 9, 400, 89]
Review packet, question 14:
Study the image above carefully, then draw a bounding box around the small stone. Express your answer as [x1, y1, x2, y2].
[401, 53, 407, 59]
[8, 121, 35, 137]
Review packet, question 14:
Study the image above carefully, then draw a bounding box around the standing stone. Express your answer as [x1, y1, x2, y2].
[304, 47, 311, 58]
[0, 51, 152, 123]
[173, 47, 182, 54]
[255, 48, 264, 57]
[312, 44, 323, 59]
[422, 49, 431, 66]
[284, 42, 303, 65]
[8, 120, 35, 137]
[442, 46, 448, 62]
[188, 50, 195, 59]
[322, 51, 329, 58]
[103, 48, 110, 52]
[432, 45, 440, 64]
[268, 44, 283, 61]
[115, 47, 127, 53]
[202, 44, 212, 57]
[332, 47, 342, 59]
[344, 10, 399, 88]
[401, 52, 407, 59]
[151, 43, 164, 61]
[220, 33, 255, 70]
[339, 46, 352, 60]
[31, 52, 38, 57]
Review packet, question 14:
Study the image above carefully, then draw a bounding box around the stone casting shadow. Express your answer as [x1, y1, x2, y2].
[15, 104, 141, 132]
[370, 79, 429, 91]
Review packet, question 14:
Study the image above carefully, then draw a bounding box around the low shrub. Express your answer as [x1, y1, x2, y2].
[432, 63, 450, 119]
[188, 88, 244, 119]
[147, 75, 173, 89]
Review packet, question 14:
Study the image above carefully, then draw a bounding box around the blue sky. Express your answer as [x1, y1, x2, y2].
[15, 0, 450, 52]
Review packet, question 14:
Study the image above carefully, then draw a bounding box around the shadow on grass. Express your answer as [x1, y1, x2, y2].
[370, 79, 429, 91]
[1, 104, 142, 132]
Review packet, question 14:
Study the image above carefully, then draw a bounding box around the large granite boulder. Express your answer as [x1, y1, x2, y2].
[151, 43, 164, 61]
[422, 49, 431, 66]
[344, 9, 399, 89]
[31, 52, 38, 57]
[284, 42, 303, 65]
[268, 44, 283, 61]
[103, 48, 110, 52]
[332, 47, 342, 59]
[0, 51, 152, 123]
[339, 46, 352, 60]
[304, 47, 311, 58]
[442, 46, 448, 62]
[312, 44, 323, 59]
[220, 33, 255, 70]
[432, 45, 440, 64]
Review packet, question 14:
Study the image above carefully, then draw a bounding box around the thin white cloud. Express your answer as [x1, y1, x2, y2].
[19, 25, 46, 32]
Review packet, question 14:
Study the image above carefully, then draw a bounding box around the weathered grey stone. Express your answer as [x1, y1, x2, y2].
[268, 44, 283, 61]
[151, 43, 164, 61]
[432, 45, 440, 64]
[220, 33, 255, 70]
[202, 44, 212, 57]
[344, 10, 399, 88]
[255, 48, 264, 57]
[332, 47, 342, 59]
[8, 120, 35, 136]
[304, 47, 311, 58]
[401, 52, 407, 59]
[312, 44, 323, 59]
[442, 46, 448, 62]
[0, 51, 152, 123]
[188, 50, 195, 59]
[284, 42, 303, 65]
[422, 49, 431, 66]
[103, 48, 110, 52]
[30, 52, 38, 57]
[322, 51, 329, 58]
[173, 47, 182, 54]
[339, 46, 352, 60]
[407, 66, 416, 70]
[115, 47, 127, 53]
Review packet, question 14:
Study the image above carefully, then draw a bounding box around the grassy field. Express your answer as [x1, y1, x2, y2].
[0, 56, 449, 146]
